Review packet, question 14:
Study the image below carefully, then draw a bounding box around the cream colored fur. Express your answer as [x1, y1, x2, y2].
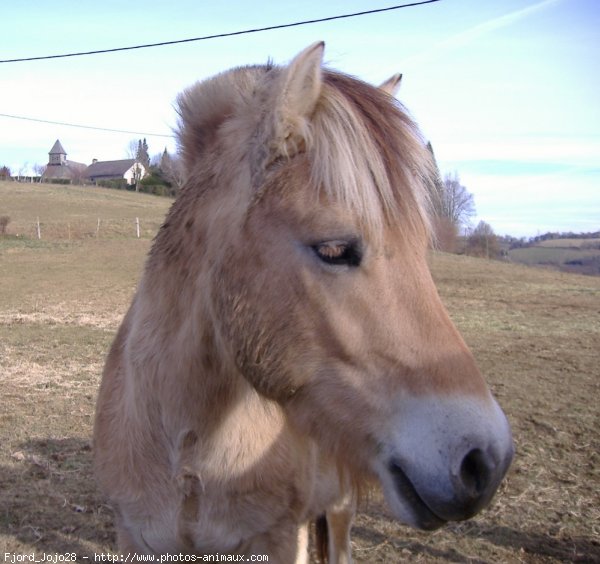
[94, 42, 512, 563]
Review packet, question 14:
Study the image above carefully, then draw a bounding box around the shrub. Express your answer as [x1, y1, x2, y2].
[97, 179, 128, 190]
[432, 216, 458, 253]
[465, 221, 501, 259]
[138, 184, 175, 197]
[140, 172, 169, 187]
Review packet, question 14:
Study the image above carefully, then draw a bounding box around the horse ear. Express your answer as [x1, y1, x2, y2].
[379, 73, 402, 96]
[252, 42, 324, 178]
[278, 41, 325, 119]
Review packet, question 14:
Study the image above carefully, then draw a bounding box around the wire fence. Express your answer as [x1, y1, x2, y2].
[4, 217, 165, 241]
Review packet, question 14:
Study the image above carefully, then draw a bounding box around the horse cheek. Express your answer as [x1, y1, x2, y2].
[212, 260, 304, 403]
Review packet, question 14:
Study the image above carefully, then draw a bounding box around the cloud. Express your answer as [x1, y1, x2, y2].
[437, 135, 600, 168]
[399, 0, 561, 67]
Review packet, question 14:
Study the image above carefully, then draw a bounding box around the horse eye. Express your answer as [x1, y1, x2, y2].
[312, 240, 362, 267]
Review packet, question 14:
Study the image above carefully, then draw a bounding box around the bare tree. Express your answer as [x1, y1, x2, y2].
[131, 163, 144, 192]
[434, 172, 476, 228]
[18, 162, 29, 182]
[126, 139, 139, 159]
[160, 149, 186, 195]
[425, 146, 474, 251]
[127, 139, 151, 170]
[33, 163, 46, 181]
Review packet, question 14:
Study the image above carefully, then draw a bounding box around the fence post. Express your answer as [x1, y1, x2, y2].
[136, 217, 140, 239]
[96, 218, 100, 238]
[36, 217, 41, 240]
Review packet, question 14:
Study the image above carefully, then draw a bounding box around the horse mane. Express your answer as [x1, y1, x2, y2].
[312, 70, 434, 240]
[175, 62, 434, 244]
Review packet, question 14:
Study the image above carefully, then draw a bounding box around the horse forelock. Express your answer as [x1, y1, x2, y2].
[306, 71, 434, 242]
[175, 64, 433, 247]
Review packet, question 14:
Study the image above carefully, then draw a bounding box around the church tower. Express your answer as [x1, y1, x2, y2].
[48, 139, 67, 166]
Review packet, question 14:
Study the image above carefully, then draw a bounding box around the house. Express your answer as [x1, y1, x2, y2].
[41, 140, 87, 183]
[39, 139, 147, 186]
[85, 159, 146, 185]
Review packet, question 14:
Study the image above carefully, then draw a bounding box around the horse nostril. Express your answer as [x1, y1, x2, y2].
[459, 448, 492, 498]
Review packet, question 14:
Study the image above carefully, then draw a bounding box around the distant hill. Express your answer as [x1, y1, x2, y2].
[507, 237, 600, 276]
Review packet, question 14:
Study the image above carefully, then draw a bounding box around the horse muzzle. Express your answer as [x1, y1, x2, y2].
[375, 395, 514, 530]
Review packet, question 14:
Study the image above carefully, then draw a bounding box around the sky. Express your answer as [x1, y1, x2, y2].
[1, 0, 599, 237]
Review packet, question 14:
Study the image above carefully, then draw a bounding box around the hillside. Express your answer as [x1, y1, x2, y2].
[0, 181, 172, 240]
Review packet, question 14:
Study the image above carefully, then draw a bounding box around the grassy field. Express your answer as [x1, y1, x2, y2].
[508, 239, 600, 276]
[0, 182, 171, 240]
[535, 239, 600, 249]
[1, 182, 599, 562]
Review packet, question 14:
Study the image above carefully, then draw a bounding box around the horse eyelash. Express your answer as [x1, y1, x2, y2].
[312, 240, 362, 267]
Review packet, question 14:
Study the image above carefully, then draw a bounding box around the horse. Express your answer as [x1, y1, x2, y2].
[93, 42, 514, 563]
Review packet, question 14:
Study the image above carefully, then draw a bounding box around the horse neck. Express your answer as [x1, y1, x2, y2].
[127, 187, 292, 458]
[126, 276, 279, 449]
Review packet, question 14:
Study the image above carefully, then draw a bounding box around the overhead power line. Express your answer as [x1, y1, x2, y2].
[1, 1, 442, 64]
[0, 113, 173, 138]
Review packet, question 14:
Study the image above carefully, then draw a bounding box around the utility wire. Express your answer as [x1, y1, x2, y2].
[1, 0, 442, 64]
[0, 113, 173, 138]
[2, 2, 443, 136]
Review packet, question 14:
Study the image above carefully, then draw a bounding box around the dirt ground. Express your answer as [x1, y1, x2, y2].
[1, 233, 599, 562]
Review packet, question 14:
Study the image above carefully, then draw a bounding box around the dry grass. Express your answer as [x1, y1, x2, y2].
[1, 182, 599, 562]
[0, 181, 170, 240]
